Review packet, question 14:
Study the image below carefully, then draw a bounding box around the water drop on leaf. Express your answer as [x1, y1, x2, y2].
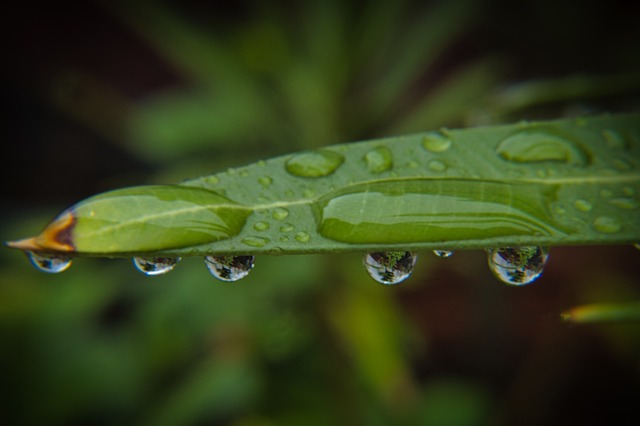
[253, 221, 270, 231]
[295, 231, 310, 243]
[487, 246, 548, 286]
[272, 208, 289, 220]
[133, 256, 180, 276]
[285, 150, 344, 178]
[364, 146, 393, 173]
[592, 216, 622, 233]
[258, 176, 273, 187]
[428, 160, 447, 172]
[496, 131, 587, 165]
[363, 251, 417, 285]
[573, 199, 592, 212]
[204, 255, 254, 282]
[26, 251, 72, 273]
[242, 236, 270, 247]
[422, 132, 452, 153]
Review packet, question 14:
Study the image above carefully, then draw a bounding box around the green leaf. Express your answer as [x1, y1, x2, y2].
[8, 113, 640, 257]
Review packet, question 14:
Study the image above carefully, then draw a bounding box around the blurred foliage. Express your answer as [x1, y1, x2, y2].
[2, 0, 640, 425]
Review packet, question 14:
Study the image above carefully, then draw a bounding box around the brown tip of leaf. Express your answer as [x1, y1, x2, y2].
[5, 211, 76, 253]
[5, 237, 42, 251]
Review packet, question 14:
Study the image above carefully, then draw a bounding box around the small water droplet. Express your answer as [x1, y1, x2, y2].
[428, 160, 446, 172]
[204, 255, 254, 282]
[285, 150, 344, 178]
[433, 250, 454, 258]
[279, 224, 294, 233]
[238, 170, 249, 177]
[422, 132, 452, 153]
[26, 251, 72, 273]
[242, 236, 270, 247]
[609, 197, 638, 210]
[573, 199, 592, 212]
[592, 216, 622, 233]
[205, 176, 220, 185]
[496, 131, 588, 165]
[253, 221, 270, 231]
[279, 235, 289, 242]
[364, 146, 393, 173]
[258, 176, 273, 187]
[602, 129, 627, 149]
[363, 251, 417, 285]
[272, 208, 289, 220]
[406, 161, 419, 169]
[303, 188, 316, 198]
[133, 256, 180, 276]
[487, 246, 548, 286]
[295, 231, 310, 243]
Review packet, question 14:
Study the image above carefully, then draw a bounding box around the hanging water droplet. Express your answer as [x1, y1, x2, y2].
[285, 150, 344, 178]
[422, 132, 452, 153]
[272, 208, 289, 220]
[433, 250, 454, 258]
[592, 216, 622, 233]
[133, 256, 180, 276]
[253, 221, 270, 231]
[487, 246, 548, 286]
[496, 131, 588, 165]
[363, 251, 417, 285]
[26, 251, 72, 273]
[573, 199, 592, 212]
[204, 255, 254, 282]
[295, 231, 310, 243]
[242, 236, 270, 247]
[258, 176, 273, 187]
[364, 146, 393, 173]
[428, 160, 446, 172]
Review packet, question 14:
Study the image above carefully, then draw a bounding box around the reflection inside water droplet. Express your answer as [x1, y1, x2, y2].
[26, 251, 72, 273]
[487, 246, 548, 286]
[433, 250, 454, 258]
[363, 251, 417, 285]
[204, 255, 254, 282]
[133, 256, 180, 276]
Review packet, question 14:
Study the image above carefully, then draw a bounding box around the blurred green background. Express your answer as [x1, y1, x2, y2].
[2, 1, 640, 425]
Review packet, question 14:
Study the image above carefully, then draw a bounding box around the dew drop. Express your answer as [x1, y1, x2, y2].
[242, 236, 270, 247]
[132, 256, 180, 276]
[364, 146, 393, 173]
[609, 197, 639, 210]
[573, 199, 592, 212]
[496, 131, 588, 165]
[279, 235, 289, 242]
[486, 246, 548, 286]
[422, 132, 452, 153]
[303, 188, 316, 198]
[26, 251, 72, 273]
[285, 150, 344, 178]
[295, 231, 310, 243]
[601, 129, 627, 149]
[433, 250, 454, 258]
[428, 160, 447, 172]
[363, 251, 417, 285]
[592, 216, 622, 233]
[272, 208, 289, 221]
[279, 224, 294, 233]
[258, 176, 273, 187]
[204, 255, 254, 282]
[253, 221, 270, 231]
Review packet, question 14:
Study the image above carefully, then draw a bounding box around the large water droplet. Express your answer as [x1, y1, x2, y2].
[285, 150, 344, 178]
[364, 146, 393, 173]
[422, 132, 452, 153]
[204, 255, 254, 282]
[26, 251, 72, 273]
[242, 236, 270, 247]
[487, 246, 548, 286]
[433, 250, 454, 258]
[295, 231, 310, 243]
[496, 131, 588, 165]
[133, 256, 180, 276]
[592, 216, 622, 233]
[363, 251, 417, 285]
[272, 208, 289, 221]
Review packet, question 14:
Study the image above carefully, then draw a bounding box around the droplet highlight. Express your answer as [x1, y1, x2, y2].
[285, 150, 344, 178]
[496, 131, 588, 165]
[422, 132, 452, 153]
[487, 246, 549, 286]
[433, 250, 454, 258]
[26, 251, 72, 273]
[364, 252, 417, 285]
[133, 256, 180, 276]
[592, 216, 622, 234]
[364, 146, 393, 173]
[204, 255, 254, 282]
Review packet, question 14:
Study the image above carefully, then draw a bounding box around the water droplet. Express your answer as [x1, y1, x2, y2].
[133, 256, 180, 276]
[253, 221, 270, 231]
[487, 246, 548, 286]
[26, 251, 72, 273]
[407, 161, 419, 169]
[242, 236, 270, 247]
[592, 216, 622, 233]
[205, 176, 220, 185]
[279, 224, 294, 232]
[602, 129, 627, 149]
[295, 231, 310, 243]
[573, 199, 592, 212]
[496, 131, 588, 165]
[272, 208, 289, 220]
[422, 132, 452, 153]
[433, 250, 454, 258]
[303, 188, 316, 198]
[238, 170, 249, 177]
[279, 235, 289, 242]
[363, 252, 417, 285]
[258, 176, 273, 187]
[285, 150, 344, 178]
[364, 146, 393, 173]
[609, 198, 638, 210]
[204, 255, 254, 282]
[428, 160, 446, 172]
